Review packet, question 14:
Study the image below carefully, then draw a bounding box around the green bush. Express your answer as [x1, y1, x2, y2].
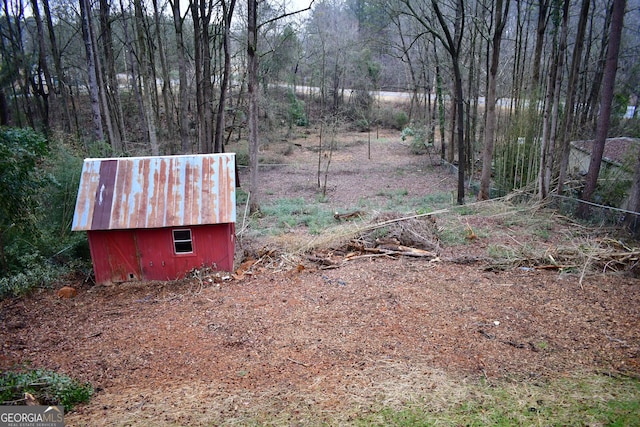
[394, 111, 409, 130]
[287, 91, 308, 127]
[402, 125, 433, 155]
[0, 253, 61, 298]
[260, 197, 335, 234]
[375, 106, 409, 130]
[0, 369, 92, 411]
[0, 128, 90, 299]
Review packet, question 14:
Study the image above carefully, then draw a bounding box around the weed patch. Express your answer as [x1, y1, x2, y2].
[354, 373, 640, 427]
[259, 197, 336, 234]
[0, 369, 92, 411]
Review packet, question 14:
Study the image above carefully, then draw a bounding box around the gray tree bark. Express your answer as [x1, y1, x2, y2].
[478, 0, 510, 201]
[79, 0, 104, 143]
[578, 0, 626, 218]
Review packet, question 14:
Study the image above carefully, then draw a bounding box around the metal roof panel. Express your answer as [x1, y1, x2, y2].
[72, 154, 236, 231]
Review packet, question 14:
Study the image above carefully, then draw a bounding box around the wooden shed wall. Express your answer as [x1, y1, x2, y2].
[88, 224, 234, 284]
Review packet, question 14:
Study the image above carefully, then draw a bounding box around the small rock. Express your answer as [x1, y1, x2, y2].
[56, 286, 78, 299]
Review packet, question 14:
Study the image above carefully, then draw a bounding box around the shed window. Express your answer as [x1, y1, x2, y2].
[173, 229, 193, 254]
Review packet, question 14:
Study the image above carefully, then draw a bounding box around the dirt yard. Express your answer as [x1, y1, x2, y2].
[1, 129, 639, 425]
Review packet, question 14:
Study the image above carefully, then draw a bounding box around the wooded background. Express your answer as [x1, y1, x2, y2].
[1, 0, 640, 293]
[1, 0, 639, 211]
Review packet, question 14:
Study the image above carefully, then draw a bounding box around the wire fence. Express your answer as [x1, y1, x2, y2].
[549, 193, 639, 231]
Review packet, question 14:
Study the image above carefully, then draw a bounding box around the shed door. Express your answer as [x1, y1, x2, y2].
[89, 230, 142, 283]
[105, 230, 142, 282]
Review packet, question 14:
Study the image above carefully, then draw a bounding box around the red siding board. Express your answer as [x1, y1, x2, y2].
[88, 229, 142, 284]
[87, 224, 234, 284]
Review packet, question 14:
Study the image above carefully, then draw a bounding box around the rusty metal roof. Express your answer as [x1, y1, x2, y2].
[72, 154, 236, 231]
[571, 137, 639, 166]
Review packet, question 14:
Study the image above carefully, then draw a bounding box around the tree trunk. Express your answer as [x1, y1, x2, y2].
[248, 0, 261, 213]
[192, 0, 215, 153]
[214, 0, 236, 154]
[581, 0, 613, 128]
[79, 0, 104, 143]
[556, 0, 590, 196]
[430, 0, 465, 204]
[478, 0, 510, 201]
[434, 45, 446, 161]
[538, 0, 568, 199]
[152, 0, 175, 151]
[578, 0, 626, 218]
[531, 0, 550, 92]
[98, 0, 123, 153]
[134, 0, 160, 155]
[169, 0, 190, 153]
[29, 0, 52, 133]
[200, 0, 214, 153]
[120, 0, 146, 153]
[2, 0, 33, 129]
[42, 0, 72, 133]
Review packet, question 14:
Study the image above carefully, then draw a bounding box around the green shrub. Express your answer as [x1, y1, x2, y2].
[394, 111, 409, 130]
[287, 91, 308, 127]
[260, 197, 335, 234]
[0, 129, 91, 299]
[0, 369, 92, 411]
[234, 147, 249, 167]
[0, 253, 61, 298]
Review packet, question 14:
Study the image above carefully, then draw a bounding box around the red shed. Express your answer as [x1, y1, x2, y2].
[72, 154, 236, 284]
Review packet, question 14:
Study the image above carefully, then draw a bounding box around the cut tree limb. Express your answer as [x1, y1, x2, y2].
[365, 245, 437, 258]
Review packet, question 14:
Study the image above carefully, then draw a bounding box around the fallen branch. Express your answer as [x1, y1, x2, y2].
[306, 255, 340, 266]
[367, 245, 437, 258]
[534, 264, 576, 270]
[344, 252, 395, 261]
[287, 357, 310, 367]
[334, 210, 365, 221]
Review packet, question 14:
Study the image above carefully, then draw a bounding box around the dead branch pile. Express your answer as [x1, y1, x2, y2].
[354, 212, 441, 253]
[236, 197, 640, 278]
[486, 236, 640, 279]
[303, 212, 441, 268]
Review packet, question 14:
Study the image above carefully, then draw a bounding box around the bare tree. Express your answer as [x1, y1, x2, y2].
[578, 0, 626, 218]
[579, 1, 614, 128]
[538, 0, 569, 199]
[98, 0, 124, 152]
[152, 0, 175, 149]
[556, 0, 590, 196]
[247, 0, 260, 212]
[214, 0, 236, 154]
[169, 0, 191, 153]
[134, 0, 160, 155]
[42, 0, 73, 133]
[29, 0, 52, 132]
[399, 0, 466, 204]
[191, 0, 215, 153]
[2, 0, 33, 128]
[79, 0, 104, 143]
[478, 0, 510, 201]
[247, 0, 315, 213]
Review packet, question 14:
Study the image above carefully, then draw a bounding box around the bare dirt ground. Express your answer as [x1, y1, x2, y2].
[2, 129, 640, 425]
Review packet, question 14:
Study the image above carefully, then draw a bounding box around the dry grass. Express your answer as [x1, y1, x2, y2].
[240, 195, 640, 282]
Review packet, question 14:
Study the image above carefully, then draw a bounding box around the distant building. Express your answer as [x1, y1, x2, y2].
[569, 137, 638, 177]
[72, 154, 236, 284]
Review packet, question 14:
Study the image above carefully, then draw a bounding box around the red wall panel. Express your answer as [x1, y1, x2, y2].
[87, 224, 234, 284]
